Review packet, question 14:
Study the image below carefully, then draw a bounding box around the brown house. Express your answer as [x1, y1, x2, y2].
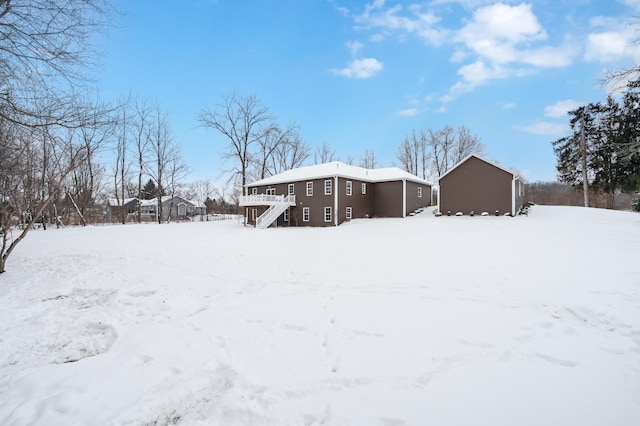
[438, 154, 526, 216]
[240, 162, 432, 228]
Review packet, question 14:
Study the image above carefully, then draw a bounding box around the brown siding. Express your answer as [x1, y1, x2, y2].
[439, 156, 514, 215]
[405, 181, 431, 214]
[373, 181, 403, 217]
[337, 177, 374, 223]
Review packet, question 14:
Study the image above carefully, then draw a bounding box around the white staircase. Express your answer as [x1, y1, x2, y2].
[239, 194, 296, 229]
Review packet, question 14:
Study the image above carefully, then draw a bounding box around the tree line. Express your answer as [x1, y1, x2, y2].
[0, 0, 489, 274]
[552, 88, 640, 209]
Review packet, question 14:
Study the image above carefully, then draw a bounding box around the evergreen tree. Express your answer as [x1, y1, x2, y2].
[142, 178, 157, 200]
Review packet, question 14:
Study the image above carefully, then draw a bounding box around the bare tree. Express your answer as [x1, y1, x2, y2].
[187, 179, 215, 218]
[145, 105, 185, 224]
[271, 126, 311, 174]
[359, 148, 378, 169]
[131, 98, 152, 222]
[252, 123, 294, 180]
[0, 0, 115, 128]
[427, 125, 485, 177]
[0, 118, 101, 273]
[198, 93, 273, 195]
[315, 142, 337, 164]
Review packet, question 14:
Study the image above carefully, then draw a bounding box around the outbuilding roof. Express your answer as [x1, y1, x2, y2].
[437, 154, 524, 183]
[247, 161, 433, 187]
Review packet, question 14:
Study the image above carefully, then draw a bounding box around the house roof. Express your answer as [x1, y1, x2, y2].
[107, 197, 138, 206]
[139, 196, 205, 208]
[437, 154, 524, 183]
[247, 161, 433, 187]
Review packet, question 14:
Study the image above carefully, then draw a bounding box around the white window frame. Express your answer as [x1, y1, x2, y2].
[288, 183, 295, 195]
[418, 187, 422, 198]
[362, 183, 367, 195]
[252, 187, 257, 195]
[324, 207, 332, 222]
[283, 209, 289, 222]
[346, 181, 352, 196]
[306, 182, 313, 196]
[346, 206, 352, 219]
[266, 188, 275, 195]
[303, 207, 310, 222]
[324, 179, 332, 195]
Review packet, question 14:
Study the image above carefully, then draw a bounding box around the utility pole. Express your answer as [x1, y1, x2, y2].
[580, 111, 589, 208]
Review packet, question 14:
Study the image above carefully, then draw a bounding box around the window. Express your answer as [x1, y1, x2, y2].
[303, 207, 310, 222]
[418, 187, 422, 198]
[288, 183, 295, 195]
[324, 207, 332, 222]
[346, 181, 352, 196]
[283, 209, 289, 222]
[266, 188, 275, 195]
[346, 207, 352, 219]
[306, 182, 313, 196]
[325, 179, 332, 195]
[362, 183, 367, 194]
[252, 187, 257, 195]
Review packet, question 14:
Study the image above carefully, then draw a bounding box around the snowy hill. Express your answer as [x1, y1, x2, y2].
[1, 206, 639, 425]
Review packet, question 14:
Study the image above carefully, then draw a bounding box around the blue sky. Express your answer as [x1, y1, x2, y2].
[95, 0, 640, 184]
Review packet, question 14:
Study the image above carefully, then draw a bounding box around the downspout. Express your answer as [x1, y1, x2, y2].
[511, 178, 516, 216]
[402, 179, 407, 218]
[334, 176, 339, 226]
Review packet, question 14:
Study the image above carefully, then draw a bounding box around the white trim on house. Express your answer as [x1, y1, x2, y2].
[306, 181, 313, 196]
[402, 179, 407, 218]
[334, 176, 338, 226]
[346, 206, 352, 220]
[346, 180, 352, 196]
[512, 179, 516, 216]
[303, 207, 310, 222]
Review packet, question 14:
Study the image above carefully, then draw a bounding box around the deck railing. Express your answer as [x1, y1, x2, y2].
[239, 194, 296, 206]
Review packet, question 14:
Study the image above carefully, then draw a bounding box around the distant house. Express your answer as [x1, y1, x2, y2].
[140, 196, 205, 221]
[106, 197, 139, 220]
[438, 154, 525, 216]
[240, 161, 432, 228]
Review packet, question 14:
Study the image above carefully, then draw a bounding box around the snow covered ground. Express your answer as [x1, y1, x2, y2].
[1, 206, 639, 425]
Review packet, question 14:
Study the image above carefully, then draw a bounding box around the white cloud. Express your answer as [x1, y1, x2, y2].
[441, 3, 575, 104]
[354, 1, 447, 46]
[346, 40, 363, 56]
[619, 0, 640, 11]
[398, 108, 419, 116]
[332, 58, 384, 79]
[544, 99, 582, 118]
[585, 30, 640, 63]
[502, 102, 517, 110]
[518, 122, 569, 136]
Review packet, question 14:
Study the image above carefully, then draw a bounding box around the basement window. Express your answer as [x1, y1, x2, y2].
[303, 207, 310, 222]
[346, 207, 352, 220]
